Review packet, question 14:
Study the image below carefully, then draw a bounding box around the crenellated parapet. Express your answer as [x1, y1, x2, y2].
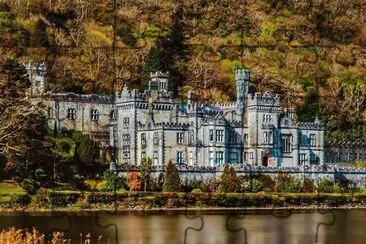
[248, 91, 281, 107]
[297, 121, 324, 130]
[235, 69, 250, 81]
[213, 102, 237, 109]
[52, 93, 114, 104]
[115, 84, 174, 104]
[138, 121, 190, 130]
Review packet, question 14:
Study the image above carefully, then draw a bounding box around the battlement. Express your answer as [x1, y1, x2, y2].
[150, 71, 169, 78]
[297, 121, 324, 130]
[24, 61, 47, 73]
[52, 93, 114, 104]
[248, 91, 281, 107]
[235, 69, 250, 80]
[115, 84, 174, 103]
[138, 122, 190, 130]
[213, 102, 237, 109]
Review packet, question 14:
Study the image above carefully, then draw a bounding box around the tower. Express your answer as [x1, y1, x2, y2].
[24, 61, 47, 96]
[148, 71, 169, 92]
[235, 69, 250, 118]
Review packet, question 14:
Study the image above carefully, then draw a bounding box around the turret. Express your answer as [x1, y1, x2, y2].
[235, 69, 250, 116]
[24, 61, 47, 96]
[148, 71, 169, 92]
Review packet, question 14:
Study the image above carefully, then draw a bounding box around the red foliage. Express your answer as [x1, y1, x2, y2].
[127, 171, 141, 191]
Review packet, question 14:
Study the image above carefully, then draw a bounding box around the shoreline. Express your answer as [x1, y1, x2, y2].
[2, 205, 366, 214]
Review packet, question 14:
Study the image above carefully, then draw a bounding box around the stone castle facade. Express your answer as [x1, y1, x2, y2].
[26, 62, 326, 167]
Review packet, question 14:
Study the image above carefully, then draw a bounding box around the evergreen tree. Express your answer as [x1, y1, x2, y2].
[219, 165, 238, 193]
[163, 160, 181, 192]
[30, 19, 49, 47]
[140, 5, 189, 93]
[140, 46, 166, 89]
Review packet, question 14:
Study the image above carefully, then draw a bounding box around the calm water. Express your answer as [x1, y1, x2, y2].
[0, 209, 365, 244]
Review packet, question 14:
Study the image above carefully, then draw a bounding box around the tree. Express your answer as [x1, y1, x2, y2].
[140, 157, 152, 192]
[0, 60, 51, 174]
[219, 164, 238, 193]
[140, 45, 166, 89]
[102, 169, 127, 192]
[163, 160, 181, 192]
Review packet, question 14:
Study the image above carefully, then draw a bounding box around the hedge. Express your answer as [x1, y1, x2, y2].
[1, 192, 366, 209]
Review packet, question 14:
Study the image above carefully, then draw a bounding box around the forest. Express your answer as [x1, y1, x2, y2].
[0, 0, 365, 142]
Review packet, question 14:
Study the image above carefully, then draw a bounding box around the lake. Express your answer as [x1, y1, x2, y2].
[0, 209, 365, 243]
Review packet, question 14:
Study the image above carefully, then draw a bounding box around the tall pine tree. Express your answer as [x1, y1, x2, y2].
[140, 46, 166, 89]
[163, 160, 181, 192]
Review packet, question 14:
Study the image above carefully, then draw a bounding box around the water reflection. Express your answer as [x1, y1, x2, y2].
[0, 210, 365, 244]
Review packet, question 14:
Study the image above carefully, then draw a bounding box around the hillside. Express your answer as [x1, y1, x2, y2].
[0, 0, 365, 141]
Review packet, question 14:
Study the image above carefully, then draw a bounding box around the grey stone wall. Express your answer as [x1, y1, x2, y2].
[113, 164, 366, 187]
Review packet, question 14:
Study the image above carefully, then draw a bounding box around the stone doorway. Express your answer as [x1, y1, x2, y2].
[262, 154, 269, 167]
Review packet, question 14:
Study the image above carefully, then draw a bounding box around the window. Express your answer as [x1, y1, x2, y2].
[228, 131, 237, 144]
[91, 109, 99, 121]
[141, 133, 146, 147]
[176, 151, 184, 164]
[153, 151, 159, 165]
[123, 152, 130, 163]
[153, 132, 159, 145]
[216, 151, 224, 165]
[189, 130, 194, 144]
[263, 114, 272, 124]
[209, 151, 215, 166]
[244, 152, 248, 161]
[263, 131, 273, 144]
[141, 151, 146, 159]
[216, 130, 224, 142]
[310, 154, 319, 165]
[309, 134, 316, 147]
[209, 129, 214, 142]
[281, 135, 292, 153]
[244, 134, 248, 145]
[299, 153, 307, 165]
[123, 117, 130, 128]
[177, 132, 184, 144]
[110, 110, 116, 121]
[249, 152, 253, 164]
[189, 151, 193, 166]
[67, 108, 76, 120]
[122, 134, 130, 146]
[229, 152, 238, 164]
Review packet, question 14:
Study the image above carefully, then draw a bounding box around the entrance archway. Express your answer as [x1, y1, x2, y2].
[262, 154, 269, 167]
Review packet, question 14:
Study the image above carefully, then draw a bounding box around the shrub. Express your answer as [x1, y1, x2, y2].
[219, 165, 237, 193]
[236, 175, 251, 193]
[317, 179, 335, 193]
[21, 179, 40, 194]
[87, 192, 117, 204]
[127, 171, 141, 191]
[12, 194, 31, 206]
[191, 189, 203, 194]
[103, 170, 128, 192]
[84, 179, 101, 191]
[251, 179, 263, 193]
[302, 178, 315, 193]
[257, 174, 275, 191]
[163, 161, 181, 192]
[49, 192, 81, 207]
[275, 173, 301, 193]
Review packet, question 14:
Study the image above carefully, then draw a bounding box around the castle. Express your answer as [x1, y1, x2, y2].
[25, 61, 326, 167]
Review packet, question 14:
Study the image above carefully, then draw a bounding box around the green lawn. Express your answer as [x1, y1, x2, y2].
[0, 182, 26, 202]
[0, 182, 26, 195]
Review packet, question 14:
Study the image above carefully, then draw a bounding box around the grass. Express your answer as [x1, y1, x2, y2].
[0, 182, 26, 203]
[0, 182, 26, 195]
